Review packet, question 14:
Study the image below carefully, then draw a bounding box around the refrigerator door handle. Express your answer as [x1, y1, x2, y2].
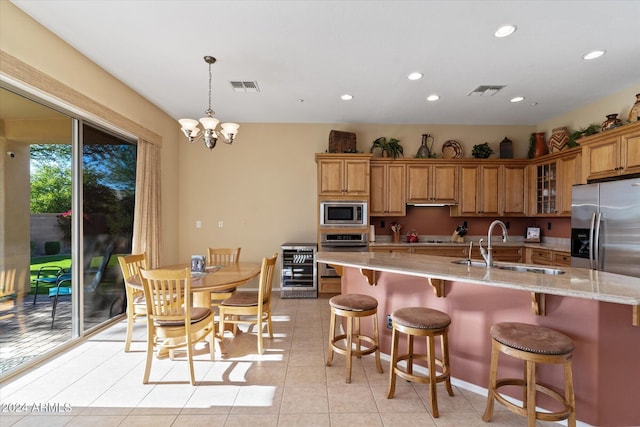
[593, 212, 602, 270]
[588, 212, 596, 270]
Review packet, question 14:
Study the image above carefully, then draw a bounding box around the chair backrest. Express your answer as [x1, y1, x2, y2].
[139, 268, 190, 322]
[118, 253, 148, 281]
[87, 243, 114, 292]
[258, 253, 278, 309]
[207, 247, 241, 265]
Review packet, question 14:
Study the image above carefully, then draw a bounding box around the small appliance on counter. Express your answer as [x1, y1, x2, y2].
[451, 223, 468, 243]
[406, 229, 419, 243]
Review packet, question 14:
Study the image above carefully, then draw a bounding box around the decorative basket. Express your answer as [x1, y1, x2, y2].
[328, 130, 356, 153]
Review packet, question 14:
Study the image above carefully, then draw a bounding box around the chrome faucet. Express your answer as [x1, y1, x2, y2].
[479, 220, 509, 268]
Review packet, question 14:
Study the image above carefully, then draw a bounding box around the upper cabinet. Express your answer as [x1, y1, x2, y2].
[528, 148, 581, 217]
[581, 121, 640, 181]
[406, 162, 458, 205]
[370, 161, 406, 216]
[451, 161, 526, 217]
[316, 154, 371, 197]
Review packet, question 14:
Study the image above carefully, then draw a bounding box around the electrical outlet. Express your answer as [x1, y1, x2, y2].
[218, 221, 224, 228]
[386, 314, 393, 329]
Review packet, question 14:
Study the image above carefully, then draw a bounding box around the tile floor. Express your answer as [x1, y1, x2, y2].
[1, 294, 559, 426]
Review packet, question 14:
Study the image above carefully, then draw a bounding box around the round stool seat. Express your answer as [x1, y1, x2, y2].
[327, 293, 383, 383]
[329, 294, 377, 312]
[483, 322, 576, 427]
[490, 322, 574, 355]
[393, 307, 451, 330]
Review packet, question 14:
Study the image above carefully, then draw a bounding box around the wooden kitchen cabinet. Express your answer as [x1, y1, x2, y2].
[412, 245, 467, 258]
[581, 121, 640, 181]
[452, 163, 501, 216]
[406, 162, 458, 205]
[316, 154, 371, 197]
[470, 245, 523, 263]
[528, 148, 582, 217]
[370, 161, 406, 216]
[369, 245, 411, 254]
[527, 247, 571, 267]
[503, 163, 528, 216]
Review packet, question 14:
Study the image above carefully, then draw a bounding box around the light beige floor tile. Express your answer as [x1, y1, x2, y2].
[287, 349, 326, 367]
[172, 413, 227, 426]
[330, 412, 384, 427]
[284, 365, 326, 386]
[325, 358, 368, 385]
[379, 411, 437, 427]
[231, 384, 283, 414]
[279, 385, 328, 413]
[371, 384, 428, 413]
[243, 365, 287, 385]
[327, 384, 377, 413]
[117, 414, 177, 427]
[181, 384, 239, 414]
[9, 415, 72, 427]
[413, 383, 477, 413]
[65, 415, 127, 426]
[276, 412, 331, 427]
[224, 413, 278, 426]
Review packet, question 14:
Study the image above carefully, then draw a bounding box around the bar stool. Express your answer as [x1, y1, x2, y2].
[482, 322, 576, 427]
[387, 307, 454, 418]
[326, 294, 383, 383]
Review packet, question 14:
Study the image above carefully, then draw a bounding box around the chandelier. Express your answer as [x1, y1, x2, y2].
[178, 56, 239, 150]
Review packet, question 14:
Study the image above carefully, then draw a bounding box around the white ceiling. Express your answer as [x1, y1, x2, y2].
[10, 0, 640, 126]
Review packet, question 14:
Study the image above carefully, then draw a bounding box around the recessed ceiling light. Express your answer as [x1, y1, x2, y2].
[341, 94, 353, 101]
[530, 102, 538, 106]
[510, 96, 525, 103]
[408, 72, 423, 81]
[297, 99, 304, 103]
[426, 94, 440, 102]
[583, 50, 606, 60]
[494, 25, 517, 38]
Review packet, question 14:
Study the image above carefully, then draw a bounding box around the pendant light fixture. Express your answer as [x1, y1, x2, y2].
[178, 56, 239, 150]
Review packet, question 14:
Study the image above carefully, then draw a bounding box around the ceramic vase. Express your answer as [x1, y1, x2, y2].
[549, 127, 570, 153]
[415, 134, 433, 158]
[499, 137, 513, 158]
[601, 113, 623, 131]
[628, 93, 640, 123]
[533, 132, 548, 157]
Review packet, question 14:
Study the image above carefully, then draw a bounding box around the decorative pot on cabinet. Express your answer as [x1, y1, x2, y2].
[601, 113, 623, 131]
[628, 93, 640, 123]
[549, 127, 570, 153]
[531, 132, 548, 158]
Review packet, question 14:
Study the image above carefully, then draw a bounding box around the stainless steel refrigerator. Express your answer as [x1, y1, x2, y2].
[571, 177, 640, 278]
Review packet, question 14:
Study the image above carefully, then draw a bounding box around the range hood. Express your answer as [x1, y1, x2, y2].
[407, 203, 457, 207]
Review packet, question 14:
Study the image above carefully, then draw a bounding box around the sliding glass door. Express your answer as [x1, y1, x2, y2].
[0, 86, 136, 378]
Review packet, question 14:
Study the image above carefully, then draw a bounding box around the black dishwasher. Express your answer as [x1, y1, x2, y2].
[280, 243, 317, 299]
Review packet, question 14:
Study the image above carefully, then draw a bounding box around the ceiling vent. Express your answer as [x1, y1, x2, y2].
[467, 85, 506, 96]
[230, 81, 260, 93]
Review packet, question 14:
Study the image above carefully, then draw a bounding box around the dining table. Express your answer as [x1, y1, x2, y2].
[127, 262, 262, 307]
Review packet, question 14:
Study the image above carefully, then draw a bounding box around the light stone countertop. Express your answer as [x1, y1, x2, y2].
[368, 236, 570, 252]
[317, 251, 640, 306]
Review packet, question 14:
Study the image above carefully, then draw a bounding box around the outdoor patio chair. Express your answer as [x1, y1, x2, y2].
[50, 243, 116, 328]
[33, 266, 70, 304]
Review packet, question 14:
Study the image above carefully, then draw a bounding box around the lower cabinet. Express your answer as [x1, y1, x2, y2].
[527, 247, 571, 267]
[470, 246, 523, 263]
[319, 277, 341, 294]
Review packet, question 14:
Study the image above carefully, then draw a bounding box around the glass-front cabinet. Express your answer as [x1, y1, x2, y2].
[535, 161, 557, 214]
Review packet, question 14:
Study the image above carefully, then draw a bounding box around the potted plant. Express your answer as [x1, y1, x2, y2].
[569, 124, 599, 147]
[471, 142, 493, 158]
[370, 137, 404, 158]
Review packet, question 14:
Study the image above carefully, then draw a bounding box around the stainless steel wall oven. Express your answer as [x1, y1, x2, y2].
[318, 232, 368, 278]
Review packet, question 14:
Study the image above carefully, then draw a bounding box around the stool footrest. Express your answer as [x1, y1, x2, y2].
[494, 378, 573, 422]
[393, 353, 451, 385]
[329, 334, 379, 357]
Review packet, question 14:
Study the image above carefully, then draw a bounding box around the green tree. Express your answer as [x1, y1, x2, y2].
[30, 164, 72, 213]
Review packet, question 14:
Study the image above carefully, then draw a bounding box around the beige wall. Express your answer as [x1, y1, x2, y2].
[3, 0, 639, 281]
[1, 1, 179, 267]
[537, 82, 640, 135]
[177, 123, 535, 266]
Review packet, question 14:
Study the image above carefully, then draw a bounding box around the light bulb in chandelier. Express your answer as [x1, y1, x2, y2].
[178, 56, 239, 149]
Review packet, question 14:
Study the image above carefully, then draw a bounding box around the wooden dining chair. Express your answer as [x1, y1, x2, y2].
[218, 253, 278, 355]
[139, 267, 216, 385]
[207, 247, 241, 308]
[117, 253, 148, 352]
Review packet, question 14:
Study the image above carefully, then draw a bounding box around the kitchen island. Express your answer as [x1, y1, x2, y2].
[317, 251, 640, 427]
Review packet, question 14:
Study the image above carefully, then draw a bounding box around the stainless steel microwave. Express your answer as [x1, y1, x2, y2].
[320, 201, 367, 227]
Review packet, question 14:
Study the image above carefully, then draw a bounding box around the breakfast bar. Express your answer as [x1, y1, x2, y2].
[317, 251, 640, 427]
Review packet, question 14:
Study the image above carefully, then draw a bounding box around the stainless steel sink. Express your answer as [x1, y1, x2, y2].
[451, 259, 566, 275]
[451, 259, 488, 268]
[496, 265, 566, 275]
